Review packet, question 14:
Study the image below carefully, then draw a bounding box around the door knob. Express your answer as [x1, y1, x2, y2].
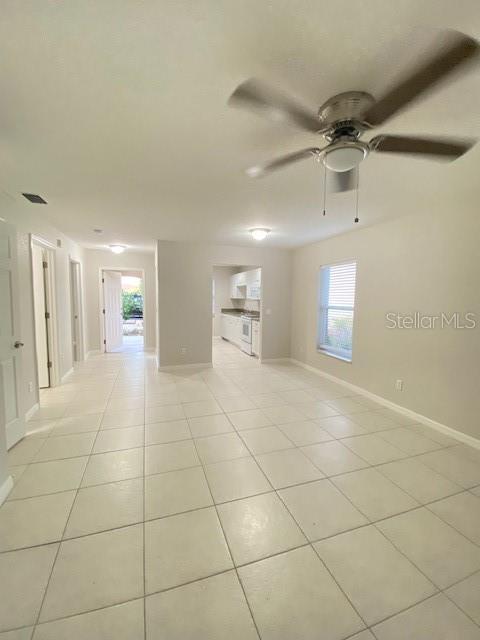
[14, 341, 24, 349]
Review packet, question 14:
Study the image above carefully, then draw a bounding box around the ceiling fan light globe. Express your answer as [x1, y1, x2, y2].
[324, 146, 366, 172]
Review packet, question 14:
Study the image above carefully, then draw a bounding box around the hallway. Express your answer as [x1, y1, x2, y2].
[2, 343, 480, 638]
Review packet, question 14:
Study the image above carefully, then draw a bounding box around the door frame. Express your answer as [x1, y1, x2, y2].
[30, 235, 60, 387]
[98, 267, 146, 353]
[69, 258, 85, 362]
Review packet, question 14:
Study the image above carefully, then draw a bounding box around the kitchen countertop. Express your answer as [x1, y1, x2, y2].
[221, 308, 260, 319]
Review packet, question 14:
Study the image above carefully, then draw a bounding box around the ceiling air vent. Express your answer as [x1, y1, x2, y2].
[22, 193, 47, 204]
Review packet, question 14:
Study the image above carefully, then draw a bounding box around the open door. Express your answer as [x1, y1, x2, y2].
[32, 243, 50, 388]
[103, 270, 123, 351]
[0, 221, 26, 448]
[70, 260, 83, 361]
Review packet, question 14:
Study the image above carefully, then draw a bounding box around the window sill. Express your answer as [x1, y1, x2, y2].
[317, 348, 352, 363]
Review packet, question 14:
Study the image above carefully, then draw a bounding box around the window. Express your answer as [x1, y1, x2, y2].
[318, 261, 357, 361]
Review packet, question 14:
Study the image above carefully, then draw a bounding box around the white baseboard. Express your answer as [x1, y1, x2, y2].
[25, 402, 39, 422]
[290, 358, 480, 451]
[158, 361, 213, 372]
[86, 350, 102, 359]
[0, 475, 13, 506]
[61, 368, 74, 383]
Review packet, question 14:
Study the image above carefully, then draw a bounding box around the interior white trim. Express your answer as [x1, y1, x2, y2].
[290, 358, 480, 450]
[30, 234, 57, 250]
[61, 368, 74, 383]
[98, 267, 146, 354]
[0, 475, 13, 507]
[86, 350, 102, 358]
[69, 257, 86, 362]
[158, 361, 213, 371]
[29, 234, 60, 387]
[25, 402, 39, 422]
[6, 420, 26, 450]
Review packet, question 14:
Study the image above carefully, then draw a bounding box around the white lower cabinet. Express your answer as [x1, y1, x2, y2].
[221, 314, 242, 346]
[221, 314, 229, 340]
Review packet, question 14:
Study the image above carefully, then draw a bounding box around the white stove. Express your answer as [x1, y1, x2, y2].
[240, 315, 254, 355]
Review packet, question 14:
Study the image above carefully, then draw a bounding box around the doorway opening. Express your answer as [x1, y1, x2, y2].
[31, 237, 58, 389]
[101, 269, 144, 353]
[70, 259, 84, 362]
[212, 265, 262, 364]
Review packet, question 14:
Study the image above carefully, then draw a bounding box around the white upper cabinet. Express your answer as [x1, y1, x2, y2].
[230, 269, 262, 300]
[230, 269, 261, 300]
[246, 268, 261, 300]
[230, 272, 246, 298]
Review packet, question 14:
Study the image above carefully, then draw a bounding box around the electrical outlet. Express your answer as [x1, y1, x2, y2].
[28, 382, 34, 393]
[180, 347, 187, 355]
[395, 379, 403, 391]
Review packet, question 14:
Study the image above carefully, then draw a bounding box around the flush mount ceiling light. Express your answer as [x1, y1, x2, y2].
[109, 244, 126, 254]
[250, 228, 271, 241]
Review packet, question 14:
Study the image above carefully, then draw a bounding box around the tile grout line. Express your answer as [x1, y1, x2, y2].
[7, 351, 480, 636]
[368, 519, 480, 630]
[5, 553, 477, 637]
[142, 363, 147, 640]
[3, 455, 475, 554]
[187, 417, 264, 640]
[238, 428, 371, 635]
[31, 359, 121, 636]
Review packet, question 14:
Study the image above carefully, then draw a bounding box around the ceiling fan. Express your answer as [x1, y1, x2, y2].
[229, 30, 479, 193]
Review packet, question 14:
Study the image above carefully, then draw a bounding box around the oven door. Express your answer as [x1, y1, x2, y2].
[241, 319, 252, 343]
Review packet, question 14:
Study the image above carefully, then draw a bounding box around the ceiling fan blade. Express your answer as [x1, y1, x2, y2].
[328, 168, 358, 193]
[369, 135, 475, 160]
[363, 31, 479, 126]
[229, 78, 322, 132]
[245, 147, 322, 178]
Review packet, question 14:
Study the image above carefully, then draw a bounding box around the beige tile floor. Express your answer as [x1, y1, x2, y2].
[2, 337, 480, 639]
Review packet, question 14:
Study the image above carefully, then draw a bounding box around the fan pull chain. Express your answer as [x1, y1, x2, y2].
[354, 168, 360, 224]
[322, 162, 327, 216]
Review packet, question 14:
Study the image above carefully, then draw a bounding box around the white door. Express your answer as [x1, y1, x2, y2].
[32, 244, 50, 388]
[103, 271, 123, 351]
[70, 261, 82, 361]
[0, 221, 26, 448]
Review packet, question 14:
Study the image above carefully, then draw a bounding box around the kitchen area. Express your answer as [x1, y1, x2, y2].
[212, 266, 261, 358]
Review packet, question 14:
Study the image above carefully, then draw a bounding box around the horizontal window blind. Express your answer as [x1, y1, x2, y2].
[318, 261, 357, 360]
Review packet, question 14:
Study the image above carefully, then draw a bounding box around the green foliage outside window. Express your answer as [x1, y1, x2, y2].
[122, 291, 143, 320]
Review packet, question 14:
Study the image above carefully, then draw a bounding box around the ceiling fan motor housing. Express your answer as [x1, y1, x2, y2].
[319, 91, 375, 137]
[317, 91, 375, 171]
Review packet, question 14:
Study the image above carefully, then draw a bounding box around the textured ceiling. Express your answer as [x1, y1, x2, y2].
[1, 0, 479, 250]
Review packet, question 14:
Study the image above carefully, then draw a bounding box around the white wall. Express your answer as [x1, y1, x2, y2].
[212, 266, 237, 336]
[291, 206, 480, 439]
[83, 249, 156, 352]
[157, 241, 292, 366]
[8, 203, 86, 419]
